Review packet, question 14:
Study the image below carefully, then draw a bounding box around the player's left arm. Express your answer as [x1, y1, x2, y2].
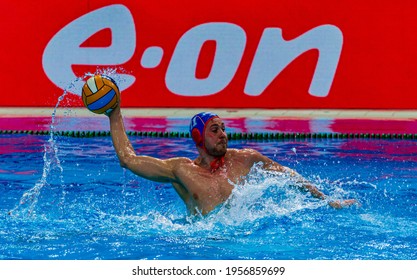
[247, 149, 357, 209]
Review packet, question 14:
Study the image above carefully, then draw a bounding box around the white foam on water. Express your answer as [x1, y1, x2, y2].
[9, 74, 90, 218]
[120, 163, 333, 237]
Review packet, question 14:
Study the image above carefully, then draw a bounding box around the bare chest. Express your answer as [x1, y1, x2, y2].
[185, 169, 234, 200]
[175, 160, 251, 213]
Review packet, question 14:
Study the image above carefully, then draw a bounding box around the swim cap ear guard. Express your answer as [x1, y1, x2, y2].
[189, 112, 219, 148]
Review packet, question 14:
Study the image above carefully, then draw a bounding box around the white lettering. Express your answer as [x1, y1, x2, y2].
[244, 25, 343, 97]
[42, 8, 343, 99]
[165, 23, 246, 96]
[141, 46, 164, 68]
[42, 4, 136, 94]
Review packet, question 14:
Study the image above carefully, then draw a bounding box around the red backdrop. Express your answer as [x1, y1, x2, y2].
[1, 0, 417, 108]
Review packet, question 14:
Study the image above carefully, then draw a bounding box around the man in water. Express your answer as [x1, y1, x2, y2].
[108, 108, 356, 215]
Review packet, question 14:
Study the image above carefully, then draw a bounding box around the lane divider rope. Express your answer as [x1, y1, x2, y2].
[1, 130, 416, 140]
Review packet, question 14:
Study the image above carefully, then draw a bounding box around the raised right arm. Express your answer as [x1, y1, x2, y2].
[108, 107, 177, 183]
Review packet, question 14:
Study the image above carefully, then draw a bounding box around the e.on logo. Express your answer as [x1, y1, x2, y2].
[42, 4, 343, 97]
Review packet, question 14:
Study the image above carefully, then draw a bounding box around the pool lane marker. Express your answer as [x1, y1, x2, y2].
[1, 130, 417, 140]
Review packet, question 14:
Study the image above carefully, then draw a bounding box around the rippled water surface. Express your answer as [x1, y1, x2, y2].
[1, 134, 416, 260]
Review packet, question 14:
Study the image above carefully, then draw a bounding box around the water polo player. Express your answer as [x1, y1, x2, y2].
[107, 106, 356, 215]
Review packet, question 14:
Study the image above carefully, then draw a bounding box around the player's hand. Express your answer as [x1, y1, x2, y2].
[328, 199, 358, 209]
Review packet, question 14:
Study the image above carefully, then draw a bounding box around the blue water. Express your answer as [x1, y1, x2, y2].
[1, 133, 416, 260]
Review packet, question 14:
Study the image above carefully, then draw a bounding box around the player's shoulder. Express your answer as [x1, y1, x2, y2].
[227, 148, 263, 158]
[169, 157, 194, 165]
[166, 157, 195, 175]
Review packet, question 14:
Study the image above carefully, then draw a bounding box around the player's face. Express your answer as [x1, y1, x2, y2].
[204, 118, 228, 157]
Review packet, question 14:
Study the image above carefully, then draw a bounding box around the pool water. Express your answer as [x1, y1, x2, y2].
[1, 132, 416, 260]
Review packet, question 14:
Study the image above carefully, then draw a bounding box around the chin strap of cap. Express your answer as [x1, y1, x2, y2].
[210, 156, 225, 173]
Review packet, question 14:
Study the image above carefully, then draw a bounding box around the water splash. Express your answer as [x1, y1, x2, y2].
[203, 164, 328, 229]
[117, 163, 337, 237]
[8, 67, 129, 219]
[86, 67, 130, 87]
[8, 78, 81, 218]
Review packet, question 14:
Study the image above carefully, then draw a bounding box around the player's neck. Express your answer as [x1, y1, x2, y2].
[196, 152, 226, 173]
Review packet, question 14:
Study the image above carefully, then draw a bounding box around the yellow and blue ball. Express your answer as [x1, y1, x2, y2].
[82, 75, 120, 115]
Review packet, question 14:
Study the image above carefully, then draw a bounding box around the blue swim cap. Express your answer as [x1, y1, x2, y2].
[189, 112, 219, 147]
